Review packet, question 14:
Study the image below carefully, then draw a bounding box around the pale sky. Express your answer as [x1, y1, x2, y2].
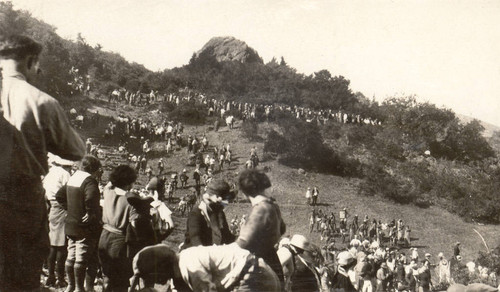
[12, 0, 500, 126]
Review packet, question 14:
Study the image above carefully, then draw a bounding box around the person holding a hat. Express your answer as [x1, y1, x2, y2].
[236, 169, 287, 287]
[278, 234, 320, 292]
[43, 154, 75, 288]
[97, 165, 139, 291]
[183, 179, 235, 249]
[0, 35, 86, 291]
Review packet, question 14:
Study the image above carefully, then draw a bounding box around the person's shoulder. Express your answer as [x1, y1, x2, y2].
[19, 81, 59, 106]
[82, 175, 99, 188]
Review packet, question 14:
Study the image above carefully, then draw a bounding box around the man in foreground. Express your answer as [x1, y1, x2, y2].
[0, 34, 85, 291]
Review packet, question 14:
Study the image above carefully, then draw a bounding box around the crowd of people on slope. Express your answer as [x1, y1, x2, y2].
[2, 34, 499, 292]
[308, 209, 412, 247]
[71, 75, 383, 138]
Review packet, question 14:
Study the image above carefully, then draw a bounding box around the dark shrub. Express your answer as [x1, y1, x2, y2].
[241, 119, 260, 141]
[167, 100, 207, 125]
[264, 130, 288, 154]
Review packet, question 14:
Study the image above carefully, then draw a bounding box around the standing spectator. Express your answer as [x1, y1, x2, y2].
[411, 248, 419, 262]
[182, 179, 235, 249]
[376, 262, 391, 292]
[0, 35, 85, 291]
[360, 255, 376, 292]
[312, 186, 319, 206]
[454, 242, 461, 257]
[157, 158, 164, 175]
[305, 187, 312, 205]
[124, 193, 156, 259]
[278, 234, 318, 292]
[416, 260, 432, 292]
[406, 260, 418, 292]
[86, 138, 92, 154]
[56, 155, 102, 292]
[43, 155, 74, 288]
[437, 252, 450, 284]
[331, 251, 357, 292]
[179, 169, 188, 188]
[98, 165, 137, 291]
[193, 168, 201, 188]
[309, 209, 317, 233]
[140, 155, 147, 174]
[214, 119, 220, 131]
[236, 169, 287, 288]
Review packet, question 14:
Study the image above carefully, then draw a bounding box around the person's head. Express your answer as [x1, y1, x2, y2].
[203, 179, 234, 211]
[349, 239, 361, 252]
[337, 251, 357, 270]
[238, 169, 271, 197]
[110, 165, 137, 190]
[0, 35, 43, 81]
[289, 234, 311, 255]
[80, 155, 102, 177]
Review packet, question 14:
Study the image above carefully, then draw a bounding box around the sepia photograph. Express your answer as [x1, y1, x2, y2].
[1, 0, 500, 291]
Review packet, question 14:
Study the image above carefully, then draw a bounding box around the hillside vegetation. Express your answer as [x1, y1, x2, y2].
[2, 1, 500, 223]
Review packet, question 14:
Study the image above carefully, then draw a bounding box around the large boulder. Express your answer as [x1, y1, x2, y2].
[195, 36, 263, 64]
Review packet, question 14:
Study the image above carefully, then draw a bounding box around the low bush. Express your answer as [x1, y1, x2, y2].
[241, 119, 260, 141]
[166, 100, 208, 125]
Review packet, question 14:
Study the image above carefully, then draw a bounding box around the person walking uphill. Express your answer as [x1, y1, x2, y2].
[0, 34, 86, 291]
[56, 155, 102, 292]
[236, 169, 287, 290]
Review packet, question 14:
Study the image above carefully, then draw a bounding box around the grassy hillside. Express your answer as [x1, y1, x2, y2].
[40, 98, 500, 292]
[80, 99, 500, 261]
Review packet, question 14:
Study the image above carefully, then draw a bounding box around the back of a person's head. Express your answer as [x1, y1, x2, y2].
[109, 165, 137, 189]
[80, 155, 101, 174]
[0, 34, 42, 61]
[238, 169, 271, 197]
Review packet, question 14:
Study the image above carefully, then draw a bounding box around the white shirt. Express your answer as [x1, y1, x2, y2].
[43, 165, 70, 201]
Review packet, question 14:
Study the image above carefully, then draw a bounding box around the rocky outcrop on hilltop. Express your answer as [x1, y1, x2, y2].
[196, 36, 263, 63]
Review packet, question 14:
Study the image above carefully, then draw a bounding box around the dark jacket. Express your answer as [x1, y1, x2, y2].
[56, 170, 101, 239]
[183, 206, 234, 249]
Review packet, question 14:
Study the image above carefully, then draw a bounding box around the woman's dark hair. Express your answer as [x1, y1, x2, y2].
[238, 169, 271, 197]
[80, 155, 101, 174]
[109, 165, 137, 189]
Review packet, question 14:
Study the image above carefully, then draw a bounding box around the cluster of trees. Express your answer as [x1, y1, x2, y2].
[1, 2, 360, 113]
[0, 2, 155, 99]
